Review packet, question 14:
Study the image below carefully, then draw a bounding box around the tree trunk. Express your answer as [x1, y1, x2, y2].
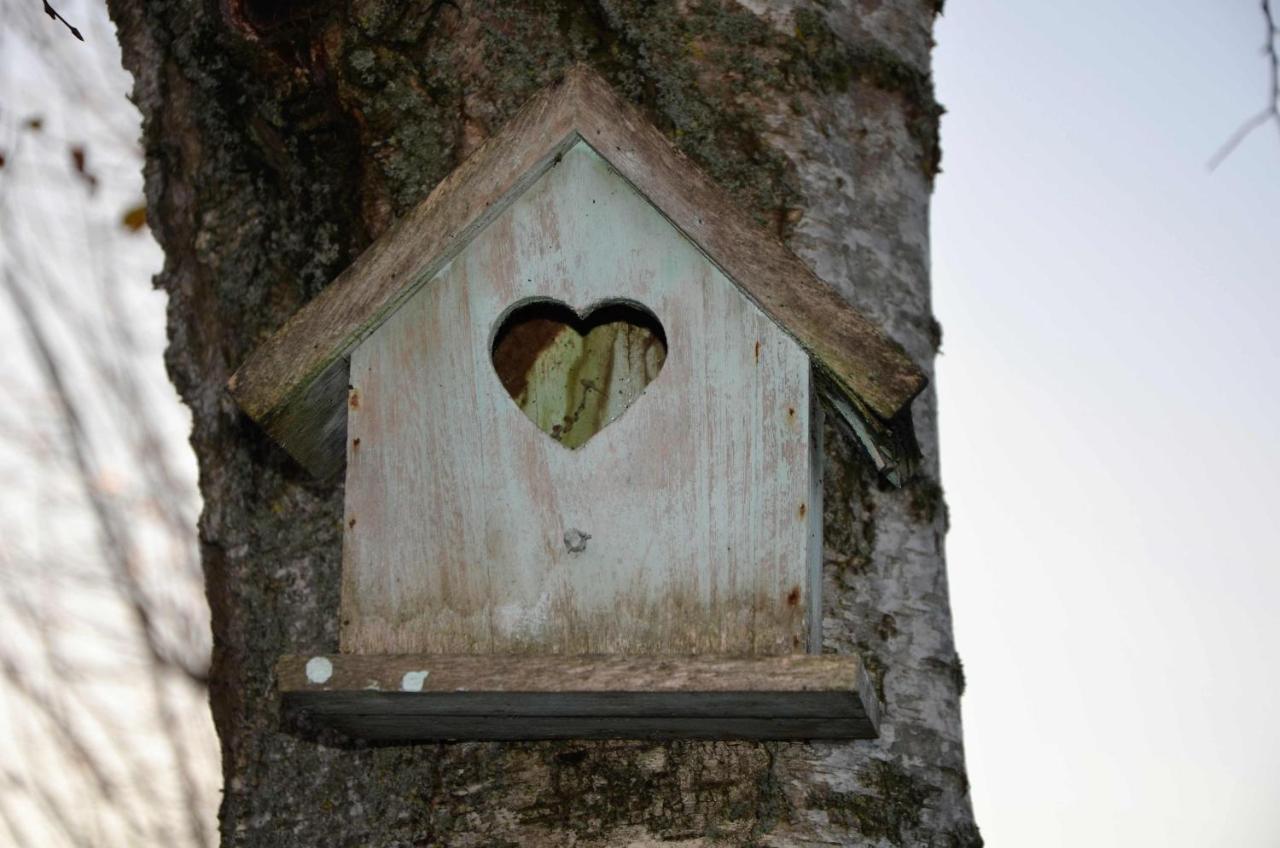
[109, 1, 978, 844]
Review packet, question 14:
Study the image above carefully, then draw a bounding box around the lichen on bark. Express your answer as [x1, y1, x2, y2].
[107, 0, 978, 844]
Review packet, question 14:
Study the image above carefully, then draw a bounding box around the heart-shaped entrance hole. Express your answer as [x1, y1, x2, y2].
[491, 299, 667, 449]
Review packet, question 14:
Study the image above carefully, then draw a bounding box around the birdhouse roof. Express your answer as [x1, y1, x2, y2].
[228, 66, 927, 482]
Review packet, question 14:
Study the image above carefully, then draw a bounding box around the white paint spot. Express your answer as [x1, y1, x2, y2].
[400, 670, 430, 692]
[305, 656, 333, 685]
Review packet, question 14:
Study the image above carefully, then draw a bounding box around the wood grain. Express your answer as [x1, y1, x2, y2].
[490, 301, 667, 449]
[342, 144, 815, 656]
[227, 65, 924, 480]
[277, 654, 880, 741]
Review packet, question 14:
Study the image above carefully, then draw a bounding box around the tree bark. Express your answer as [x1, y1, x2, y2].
[109, 1, 978, 844]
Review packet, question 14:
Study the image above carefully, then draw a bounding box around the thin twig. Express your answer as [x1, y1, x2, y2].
[1209, 0, 1280, 169]
[40, 0, 83, 41]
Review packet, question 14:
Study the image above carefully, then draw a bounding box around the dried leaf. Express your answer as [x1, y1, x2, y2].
[121, 204, 147, 232]
[69, 145, 98, 193]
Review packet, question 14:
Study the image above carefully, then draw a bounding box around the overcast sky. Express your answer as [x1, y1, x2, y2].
[934, 2, 1280, 844]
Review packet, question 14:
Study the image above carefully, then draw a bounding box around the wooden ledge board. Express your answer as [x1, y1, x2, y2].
[229, 65, 925, 480]
[278, 654, 880, 741]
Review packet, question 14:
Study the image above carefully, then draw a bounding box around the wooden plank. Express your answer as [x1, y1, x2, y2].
[341, 143, 815, 656]
[293, 715, 868, 742]
[227, 79, 584, 478]
[228, 65, 924, 480]
[806, 375, 825, 652]
[280, 653, 867, 695]
[815, 370, 920, 487]
[563, 68, 925, 422]
[277, 654, 880, 741]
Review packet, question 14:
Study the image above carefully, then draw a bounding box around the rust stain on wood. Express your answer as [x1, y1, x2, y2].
[491, 314, 566, 400]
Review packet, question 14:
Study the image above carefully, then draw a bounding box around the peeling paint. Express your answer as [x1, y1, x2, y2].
[399, 670, 429, 692]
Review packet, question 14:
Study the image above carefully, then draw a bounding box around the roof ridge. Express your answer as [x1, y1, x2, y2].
[229, 64, 924, 482]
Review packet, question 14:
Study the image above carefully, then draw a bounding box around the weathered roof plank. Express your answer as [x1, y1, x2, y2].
[229, 66, 926, 480]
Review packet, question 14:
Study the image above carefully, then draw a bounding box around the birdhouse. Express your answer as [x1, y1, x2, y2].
[229, 67, 925, 742]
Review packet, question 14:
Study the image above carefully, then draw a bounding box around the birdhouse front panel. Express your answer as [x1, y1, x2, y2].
[339, 141, 823, 656]
[231, 68, 924, 739]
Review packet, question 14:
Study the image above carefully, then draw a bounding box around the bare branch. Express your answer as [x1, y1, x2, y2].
[0, 270, 213, 848]
[0, 658, 119, 805]
[0, 269, 204, 686]
[1209, 0, 1280, 169]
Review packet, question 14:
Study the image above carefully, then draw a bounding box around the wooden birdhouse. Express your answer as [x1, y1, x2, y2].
[229, 67, 926, 742]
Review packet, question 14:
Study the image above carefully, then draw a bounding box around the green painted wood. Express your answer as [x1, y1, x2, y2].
[341, 143, 817, 657]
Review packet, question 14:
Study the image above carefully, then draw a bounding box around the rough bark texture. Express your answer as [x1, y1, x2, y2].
[108, 0, 978, 845]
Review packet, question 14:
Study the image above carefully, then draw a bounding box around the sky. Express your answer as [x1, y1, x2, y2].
[933, 2, 1280, 845]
